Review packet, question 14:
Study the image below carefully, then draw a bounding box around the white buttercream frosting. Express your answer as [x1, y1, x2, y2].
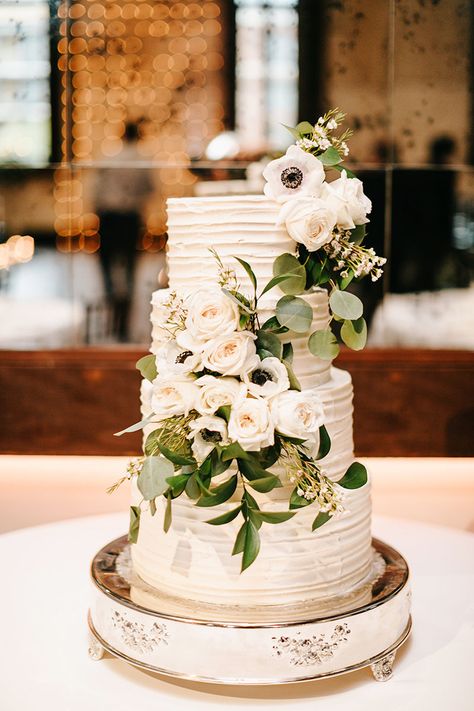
[132, 194, 375, 608]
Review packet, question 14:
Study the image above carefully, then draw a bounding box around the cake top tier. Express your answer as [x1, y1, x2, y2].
[166, 195, 293, 292]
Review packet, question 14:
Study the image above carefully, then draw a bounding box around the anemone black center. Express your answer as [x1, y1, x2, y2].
[175, 350, 193, 364]
[251, 368, 275, 386]
[200, 428, 223, 443]
[281, 166, 303, 189]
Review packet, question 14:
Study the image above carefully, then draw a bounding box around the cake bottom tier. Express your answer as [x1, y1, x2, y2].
[131, 369, 373, 607]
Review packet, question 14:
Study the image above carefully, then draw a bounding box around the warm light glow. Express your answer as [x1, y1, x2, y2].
[0, 235, 35, 269]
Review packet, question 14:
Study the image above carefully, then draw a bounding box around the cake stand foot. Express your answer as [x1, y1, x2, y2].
[88, 632, 105, 661]
[371, 651, 396, 681]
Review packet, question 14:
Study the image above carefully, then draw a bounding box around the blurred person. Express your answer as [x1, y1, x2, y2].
[94, 122, 153, 341]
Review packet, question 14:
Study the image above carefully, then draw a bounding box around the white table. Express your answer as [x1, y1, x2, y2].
[1, 513, 473, 710]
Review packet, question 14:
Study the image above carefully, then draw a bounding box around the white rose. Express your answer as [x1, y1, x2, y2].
[201, 331, 259, 377]
[242, 357, 290, 398]
[151, 375, 198, 419]
[228, 397, 274, 451]
[187, 415, 229, 463]
[155, 341, 201, 377]
[277, 197, 337, 252]
[184, 288, 240, 347]
[195, 375, 247, 415]
[323, 170, 372, 229]
[263, 145, 325, 203]
[271, 390, 325, 443]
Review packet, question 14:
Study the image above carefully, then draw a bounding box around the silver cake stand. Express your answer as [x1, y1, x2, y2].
[88, 536, 411, 685]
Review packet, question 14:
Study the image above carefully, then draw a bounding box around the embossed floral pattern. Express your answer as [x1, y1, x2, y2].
[111, 610, 168, 654]
[272, 623, 350, 666]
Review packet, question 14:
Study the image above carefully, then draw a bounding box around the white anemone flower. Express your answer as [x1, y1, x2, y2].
[262, 145, 326, 203]
[242, 357, 290, 398]
[188, 415, 229, 462]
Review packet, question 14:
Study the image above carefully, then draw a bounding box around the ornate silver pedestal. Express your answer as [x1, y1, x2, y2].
[88, 536, 411, 685]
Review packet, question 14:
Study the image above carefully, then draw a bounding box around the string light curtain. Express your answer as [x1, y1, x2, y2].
[53, 0, 230, 252]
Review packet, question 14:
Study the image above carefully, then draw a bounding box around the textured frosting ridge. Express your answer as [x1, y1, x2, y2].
[132, 194, 374, 607]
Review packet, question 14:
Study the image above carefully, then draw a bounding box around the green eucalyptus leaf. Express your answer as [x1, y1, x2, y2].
[256, 330, 283, 359]
[241, 520, 260, 572]
[237, 457, 269, 482]
[282, 123, 301, 140]
[276, 295, 313, 333]
[340, 270, 355, 289]
[136, 354, 157, 382]
[163, 494, 172, 532]
[260, 315, 289, 334]
[206, 505, 242, 526]
[137, 456, 174, 500]
[185, 473, 201, 500]
[194, 471, 212, 496]
[338, 461, 368, 489]
[260, 273, 296, 297]
[247, 474, 282, 493]
[196, 474, 238, 507]
[253, 443, 281, 469]
[216, 405, 231, 422]
[308, 329, 340, 360]
[128, 505, 140, 544]
[157, 441, 195, 466]
[257, 348, 275, 360]
[232, 521, 247, 555]
[282, 342, 293, 363]
[209, 447, 231, 477]
[166, 473, 190, 491]
[114, 414, 155, 437]
[307, 257, 330, 287]
[316, 424, 331, 459]
[221, 442, 249, 462]
[149, 498, 157, 516]
[248, 508, 263, 530]
[296, 120, 314, 134]
[349, 224, 366, 245]
[283, 359, 301, 391]
[341, 317, 367, 351]
[272, 253, 307, 295]
[329, 290, 363, 320]
[312, 510, 331, 531]
[221, 288, 255, 315]
[289, 487, 312, 510]
[318, 146, 342, 166]
[254, 510, 296, 524]
[233, 256, 257, 293]
[243, 489, 260, 510]
[332, 164, 357, 179]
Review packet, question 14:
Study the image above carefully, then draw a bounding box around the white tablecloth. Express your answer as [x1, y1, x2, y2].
[1, 514, 473, 710]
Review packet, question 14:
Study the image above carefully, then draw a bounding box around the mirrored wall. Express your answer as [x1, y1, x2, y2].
[0, 0, 473, 349]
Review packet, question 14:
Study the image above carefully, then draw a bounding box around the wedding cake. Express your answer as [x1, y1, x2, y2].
[115, 110, 387, 612]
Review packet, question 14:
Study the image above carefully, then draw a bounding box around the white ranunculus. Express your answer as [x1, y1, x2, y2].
[150, 375, 198, 419]
[277, 197, 337, 252]
[155, 341, 201, 377]
[201, 331, 259, 377]
[323, 170, 372, 229]
[228, 397, 274, 451]
[187, 415, 229, 462]
[184, 288, 240, 347]
[195, 375, 247, 415]
[263, 145, 326, 203]
[242, 357, 290, 398]
[271, 390, 325, 443]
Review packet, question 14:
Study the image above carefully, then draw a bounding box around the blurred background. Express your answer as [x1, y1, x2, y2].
[0, 0, 473, 461]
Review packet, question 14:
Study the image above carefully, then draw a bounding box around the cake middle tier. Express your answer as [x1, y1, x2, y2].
[134, 368, 374, 607]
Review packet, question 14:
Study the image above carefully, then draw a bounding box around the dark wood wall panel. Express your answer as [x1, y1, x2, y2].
[0, 348, 473, 456]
